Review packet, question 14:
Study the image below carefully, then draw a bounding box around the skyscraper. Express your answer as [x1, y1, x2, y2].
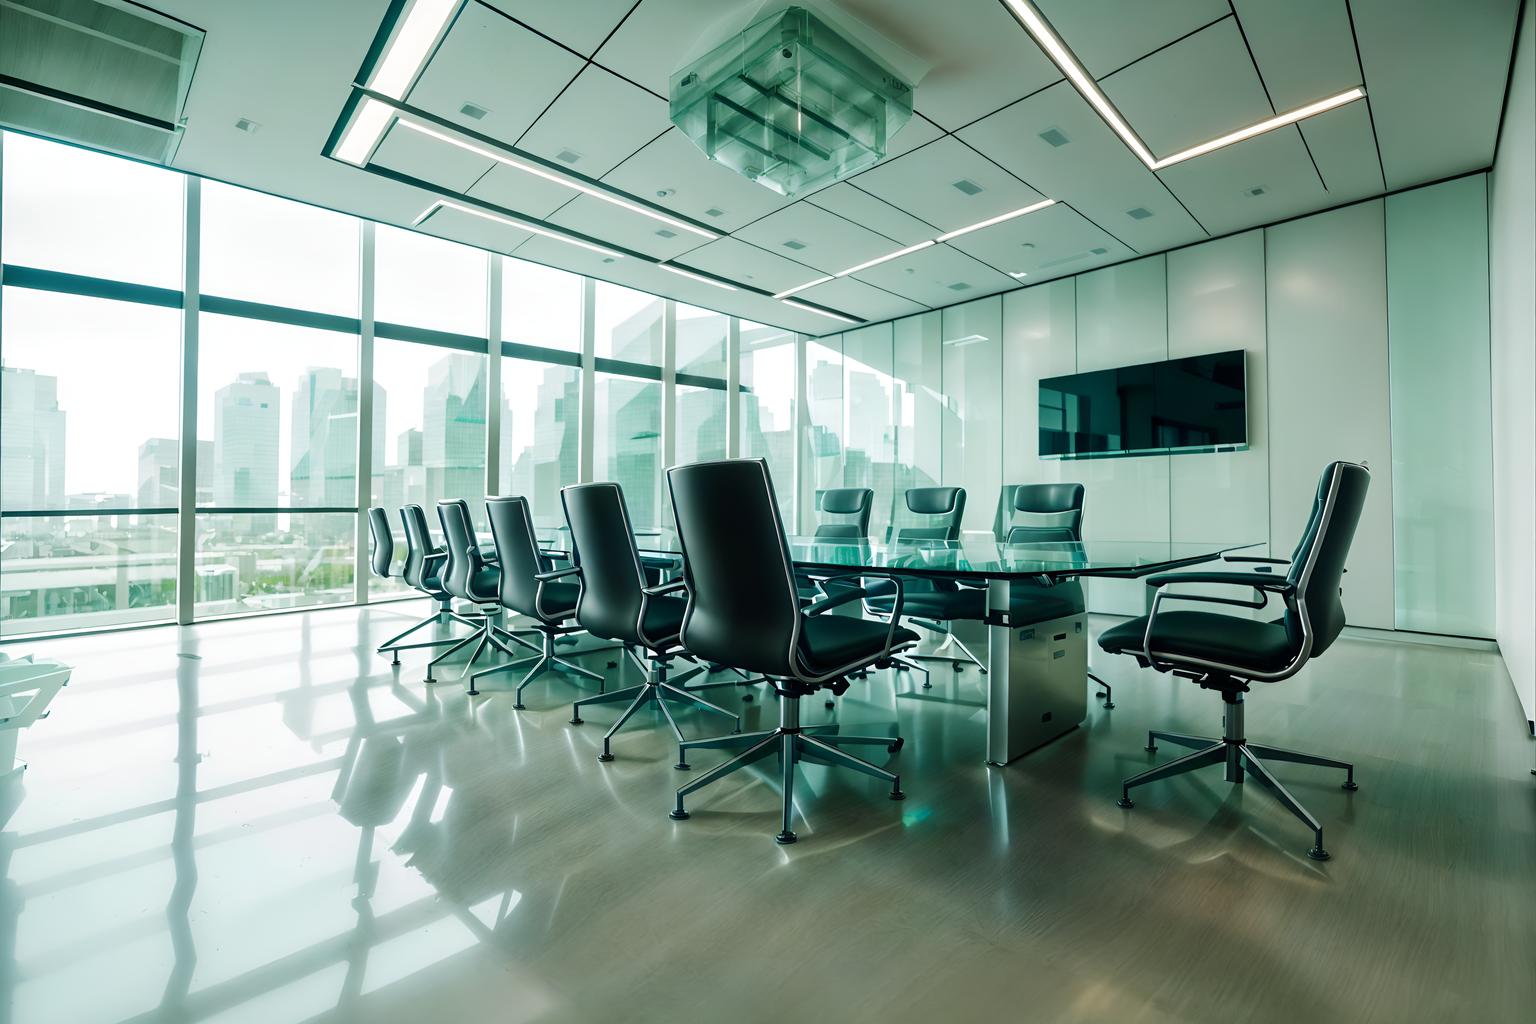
[214, 371, 280, 533]
[505, 366, 579, 524]
[290, 367, 386, 509]
[137, 437, 213, 506]
[0, 366, 67, 511]
[422, 354, 485, 506]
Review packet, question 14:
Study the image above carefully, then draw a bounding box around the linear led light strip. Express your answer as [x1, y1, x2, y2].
[660, 264, 736, 291]
[369, 0, 462, 100]
[416, 199, 627, 259]
[772, 198, 1057, 299]
[394, 119, 719, 240]
[1000, 0, 1365, 171]
[782, 300, 859, 325]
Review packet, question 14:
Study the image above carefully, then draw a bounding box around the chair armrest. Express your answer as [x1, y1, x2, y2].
[1222, 554, 1289, 574]
[801, 572, 909, 678]
[643, 578, 687, 598]
[534, 566, 580, 582]
[1146, 570, 1296, 593]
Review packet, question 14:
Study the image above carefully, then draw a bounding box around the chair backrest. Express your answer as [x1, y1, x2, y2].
[435, 499, 481, 602]
[367, 507, 395, 579]
[399, 504, 436, 590]
[485, 495, 547, 618]
[996, 483, 1084, 544]
[561, 482, 646, 645]
[893, 486, 966, 541]
[668, 459, 800, 676]
[1284, 461, 1371, 659]
[813, 487, 873, 540]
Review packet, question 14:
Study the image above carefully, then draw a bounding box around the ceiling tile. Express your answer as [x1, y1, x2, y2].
[516, 65, 671, 178]
[674, 237, 823, 294]
[1351, 0, 1521, 189]
[1298, 102, 1385, 202]
[850, 137, 1045, 234]
[480, 0, 636, 57]
[602, 128, 792, 232]
[594, 0, 759, 95]
[958, 79, 1206, 251]
[1229, 0, 1363, 109]
[419, 201, 537, 253]
[806, 182, 933, 245]
[406, 2, 584, 144]
[833, 0, 1061, 129]
[1034, 0, 1230, 78]
[548, 193, 711, 260]
[849, 241, 1016, 307]
[794, 276, 928, 322]
[942, 202, 1134, 280]
[733, 202, 904, 276]
[1156, 129, 1327, 235]
[1101, 18, 1275, 158]
[369, 120, 494, 193]
[466, 160, 579, 220]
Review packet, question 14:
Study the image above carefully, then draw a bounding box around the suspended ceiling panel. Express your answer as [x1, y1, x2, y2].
[481, 0, 638, 57]
[943, 202, 1134, 282]
[849, 241, 1016, 308]
[1230, 0, 1364, 109]
[957, 80, 1205, 252]
[548, 194, 710, 261]
[1157, 129, 1327, 237]
[733, 202, 906, 278]
[806, 183, 934, 246]
[1034, 0, 1231, 78]
[794, 275, 928, 321]
[851, 137, 1046, 234]
[465, 159, 580, 221]
[405, 2, 583, 142]
[675, 237, 826, 296]
[420, 201, 537, 253]
[1298, 102, 1385, 201]
[600, 128, 793, 232]
[370, 120, 494, 193]
[513, 65, 671, 178]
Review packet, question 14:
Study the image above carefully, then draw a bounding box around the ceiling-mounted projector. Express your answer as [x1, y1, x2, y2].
[669, 6, 914, 198]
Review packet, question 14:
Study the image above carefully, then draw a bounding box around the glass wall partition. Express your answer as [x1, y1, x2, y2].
[739, 321, 797, 522]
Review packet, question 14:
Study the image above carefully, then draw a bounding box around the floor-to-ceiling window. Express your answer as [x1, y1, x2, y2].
[592, 282, 664, 526]
[739, 321, 797, 523]
[500, 260, 582, 525]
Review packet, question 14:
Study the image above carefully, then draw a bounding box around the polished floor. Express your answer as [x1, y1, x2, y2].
[1, 602, 1532, 1024]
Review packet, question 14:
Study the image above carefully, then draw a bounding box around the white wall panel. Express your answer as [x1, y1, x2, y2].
[940, 297, 1003, 532]
[1075, 256, 1170, 615]
[1386, 176, 1494, 638]
[1265, 200, 1395, 629]
[893, 312, 944, 535]
[1001, 279, 1076, 486]
[1490, 0, 1536, 721]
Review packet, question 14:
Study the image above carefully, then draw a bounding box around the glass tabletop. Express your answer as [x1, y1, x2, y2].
[539, 527, 1259, 581]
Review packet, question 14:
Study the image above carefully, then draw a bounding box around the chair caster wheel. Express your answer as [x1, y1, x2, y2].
[774, 830, 798, 845]
[953, 664, 963, 673]
[512, 702, 526, 710]
[1117, 797, 1135, 809]
[1342, 780, 1358, 791]
[1102, 701, 1115, 709]
[921, 681, 932, 689]
[889, 788, 905, 801]
[1145, 744, 1158, 753]
[888, 737, 904, 753]
[674, 762, 690, 771]
[742, 693, 754, 702]
[669, 808, 690, 821]
[392, 655, 400, 666]
[597, 752, 614, 762]
[424, 676, 436, 685]
[467, 690, 479, 698]
[824, 699, 835, 709]
[1307, 846, 1331, 861]
[569, 716, 583, 725]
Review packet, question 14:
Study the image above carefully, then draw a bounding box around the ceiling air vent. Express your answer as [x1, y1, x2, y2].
[0, 0, 203, 164]
[782, 239, 807, 250]
[951, 179, 983, 195]
[459, 102, 489, 120]
[1126, 207, 1153, 220]
[1038, 127, 1069, 147]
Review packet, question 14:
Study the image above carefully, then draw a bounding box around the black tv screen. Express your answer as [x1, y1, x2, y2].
[1039, 350, 1246, 458]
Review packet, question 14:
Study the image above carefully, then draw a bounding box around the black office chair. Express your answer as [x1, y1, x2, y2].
[428, 499, 534, 687]
[1097, 461, 1370, 860]
[994, 483, 1114, 707]
[560, 482, 740, 761]
[812, 487, 874, 539]
[666, 458, 918, 845]
[367, 506, 480, 664]
[474, 495, 605, 705]
[866, 486, 985, 674]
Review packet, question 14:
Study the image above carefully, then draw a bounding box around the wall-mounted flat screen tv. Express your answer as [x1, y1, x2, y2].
[1039, 350, 1247, 458]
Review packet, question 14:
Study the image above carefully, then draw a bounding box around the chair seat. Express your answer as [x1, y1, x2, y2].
[465, 565, 500, 603]
[867, 588, 986, 621]
[640, 595, 686, 645]
[1098, 611, 1296, 673]
[536, 582, 580, 620]
[797, 615, 918, 674]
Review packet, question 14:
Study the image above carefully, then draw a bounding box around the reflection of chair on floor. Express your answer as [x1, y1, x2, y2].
[1097, 461, 1370, 860]
[665, 458, 919, 845]
[367, 506, 485, 666]
[472, 496, 606, 705]
[560, 482, 739, 761]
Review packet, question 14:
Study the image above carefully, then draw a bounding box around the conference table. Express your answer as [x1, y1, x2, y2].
[541, 530, 1256, 765]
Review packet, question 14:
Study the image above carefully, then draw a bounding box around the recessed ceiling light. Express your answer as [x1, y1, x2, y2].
[1010, 271, 1028, 278]
[944, 334, 988, 347]
[837, 240, 935, 277]
[334, 97, 394, 166]
[661, 264, 736, 291]
[368, 0, 460, 100]
[782, 299, 859, 325]
[773, 276, 834, 299]
[704, 207, 725, 217]
[393, 118, 720, 240]
[1089, 247, 1107, 255]
[656, 188, 676, 198]
[936, 199, 1056, 242]
[1000, 0, 1365, 170]
[416, 199, 626, 259]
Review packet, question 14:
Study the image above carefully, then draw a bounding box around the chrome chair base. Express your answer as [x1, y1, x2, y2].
[1117, 694, 1356, 860]
[902, 619, 989, 675]
[1088, 670, 1114, 708]
[669, 688, 904, 844]
[468, 628, 605, 706]
[423, 607, 539, 687]
[570, 655, 740, 761]
[376, 599, 484, 663]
